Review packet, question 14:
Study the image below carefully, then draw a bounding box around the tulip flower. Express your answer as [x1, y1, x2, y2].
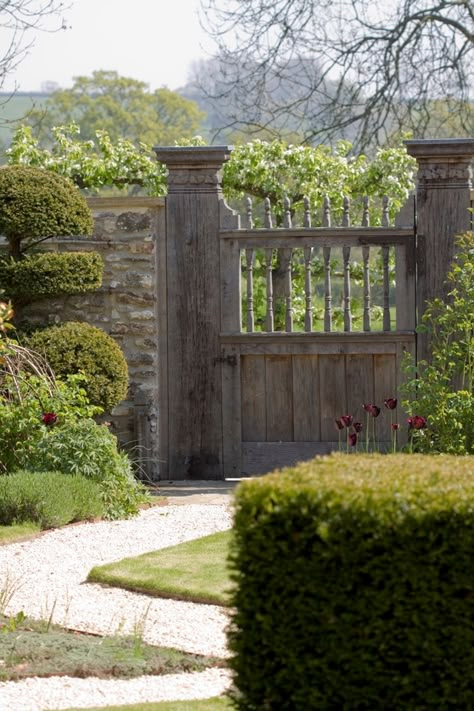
[384, 398, 397, 410]
[42, 412, 58, 426]
[340, 415, 353, 427]
[408, 415, 427, 430]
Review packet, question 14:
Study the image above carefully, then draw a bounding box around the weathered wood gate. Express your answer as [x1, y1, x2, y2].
[155, 140, 474, 480]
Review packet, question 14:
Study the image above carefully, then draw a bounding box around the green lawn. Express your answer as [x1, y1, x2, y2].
[0, 522, 41, 545]
[88, 530, 232, 606]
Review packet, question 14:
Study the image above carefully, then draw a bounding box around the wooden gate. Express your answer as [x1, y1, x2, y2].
[219, 201, 416, 476]
[154, 141, 474, 480]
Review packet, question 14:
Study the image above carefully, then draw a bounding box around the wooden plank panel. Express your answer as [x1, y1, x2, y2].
[319, 355, 346, 440]
[265, 356, 294, 441]
[346, 354, 374, 425]
[221, 346, 242, 477]
[230, 340, 401, 356]
[242, 442, 338, 476]
[220, 238, 242, 332]
[374, 354, 397, 443]
[293, 355, 320, 441]
[241, 356, 266, 442]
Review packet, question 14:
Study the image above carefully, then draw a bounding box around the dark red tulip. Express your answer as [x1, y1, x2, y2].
[384, 398, 397, 410]
[363, 403, 380, 417]
[42, 412, 58, 426]
[349, 433, 357, 446]
[341, 415, 353, 427]
[408, 415, 427, 430]
[335, 418, 344, 431]
[353, 421, 363, 433]
[391, 423, 400, 430]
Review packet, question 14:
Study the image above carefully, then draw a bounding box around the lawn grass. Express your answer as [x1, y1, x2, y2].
[63, 698, 232, 710]
[87, 530, 232, 606]
[0, 522, 41, 545]
[0, 613, 224, 682]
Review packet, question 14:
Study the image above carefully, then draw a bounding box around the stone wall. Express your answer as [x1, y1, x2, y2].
[21, 196, 164, 481]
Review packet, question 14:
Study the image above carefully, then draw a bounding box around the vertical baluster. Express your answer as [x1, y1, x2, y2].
[246, 197, 254, 229]
[343, 245, 352, 332]
[283, 196, 292, 228]
[323, 246, 332, 332]
[362, 196, 370, 227]
[304, 196, 311, 228]
[382, 245, 391, 331]
[304, 246, 313, 332]
[382, 196, 390, 227]
[283, 248, 293, 332]
[323, 196, 331, 227]
[264, 197, 273, 228]
[245, 248, 255, 333]
[265, 248, 274, 332]
[343, 196, 351, 227]
[363, 245, 371, 332]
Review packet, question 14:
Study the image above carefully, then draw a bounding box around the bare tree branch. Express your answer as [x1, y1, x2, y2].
[198, 0, 474, 148]
[0, 1, 68, 90]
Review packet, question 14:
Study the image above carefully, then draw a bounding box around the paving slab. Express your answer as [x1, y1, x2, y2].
[151, 479, 243, 505]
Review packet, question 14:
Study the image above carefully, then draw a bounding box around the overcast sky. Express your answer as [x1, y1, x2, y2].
[2, 0, 215, 93]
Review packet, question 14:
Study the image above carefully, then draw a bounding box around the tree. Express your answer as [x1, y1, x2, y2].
[26, 70, 206, 146]
[199, 0, 474, 149]
[0, 1, 67, 90]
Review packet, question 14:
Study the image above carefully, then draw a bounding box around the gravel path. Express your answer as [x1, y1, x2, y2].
[0, 502, 234, 710]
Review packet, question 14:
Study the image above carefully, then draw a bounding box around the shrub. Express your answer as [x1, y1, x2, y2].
[0, 471, 104, 528]
[0, 372, 100, 474]
[0, 165, 93, 259]
[229, 454, 474, 710]
[25, 419, 149, 519]
[0, 252, 103, 303]
[25, 322, 128, 411]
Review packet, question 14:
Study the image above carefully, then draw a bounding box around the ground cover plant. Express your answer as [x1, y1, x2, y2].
[88, 531, 232, 606]
[0, 522, 39, 545]
[0, 613, 224, 682]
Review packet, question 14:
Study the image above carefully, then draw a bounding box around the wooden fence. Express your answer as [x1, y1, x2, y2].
[155, 140, 474, 479]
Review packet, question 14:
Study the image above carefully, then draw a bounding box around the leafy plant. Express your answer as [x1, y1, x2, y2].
[0, 470, 104, 528]
[25, 321, 129, 411]
[0, 372, 100, 474]
[0, 251, 103, 303]
[403, 232, 474, 453]
[24, 418, 149, 519]
[0, 164, 93, 259]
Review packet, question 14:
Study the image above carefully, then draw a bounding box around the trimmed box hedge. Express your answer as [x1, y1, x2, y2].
[229, 454, 474, 710]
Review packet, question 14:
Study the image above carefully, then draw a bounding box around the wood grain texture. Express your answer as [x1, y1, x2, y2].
[293, 355, 320, 441]
[319, 354, 346, 440]
[265, 355, 294, 441]
[221, 346, 242, 476]
[241, 355, 266, 442]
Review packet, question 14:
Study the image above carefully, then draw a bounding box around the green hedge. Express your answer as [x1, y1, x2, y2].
[25, 321, 128, 411]
[229, 454, 474, 710]
[0, 251, 103, 302]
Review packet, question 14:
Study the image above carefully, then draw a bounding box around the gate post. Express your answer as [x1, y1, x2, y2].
[405, 139, 474, 361]
[154, 146, 233, 479]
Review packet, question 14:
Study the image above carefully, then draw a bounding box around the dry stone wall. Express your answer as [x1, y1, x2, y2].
[21, 196, 163, 481]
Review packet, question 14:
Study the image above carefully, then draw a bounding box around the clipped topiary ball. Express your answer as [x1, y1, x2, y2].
[26, 321, 129, 412]
[0, 165, 93, 258]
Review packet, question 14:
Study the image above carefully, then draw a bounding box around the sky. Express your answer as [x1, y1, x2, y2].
[2, 0, 216, 93]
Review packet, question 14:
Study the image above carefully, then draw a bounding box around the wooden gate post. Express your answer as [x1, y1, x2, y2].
[405, 139, 474, 361]
[154, 146, 233, 480]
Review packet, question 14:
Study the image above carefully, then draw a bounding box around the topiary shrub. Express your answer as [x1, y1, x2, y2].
[0, 165, 93, 259]
[26, 322, 128, 411]
[229, 454, 474, 710]
[0, 252, 103, 303]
